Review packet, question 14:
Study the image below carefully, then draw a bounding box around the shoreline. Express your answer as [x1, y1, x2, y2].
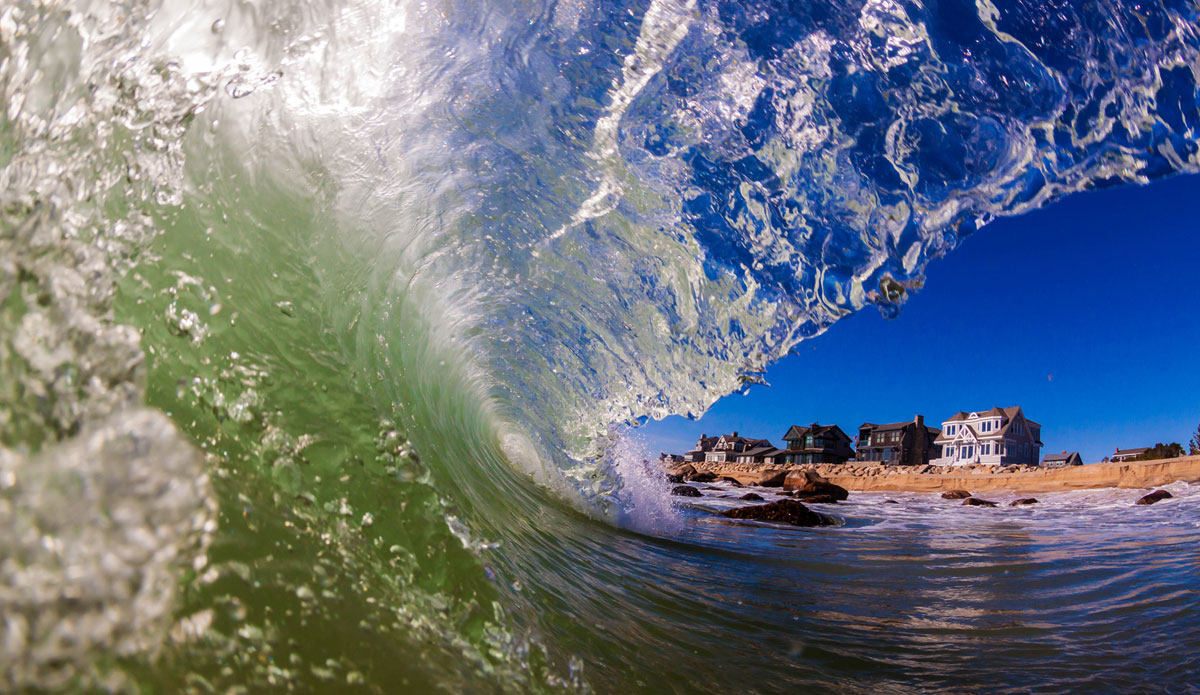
[677, 455, 1200, 494]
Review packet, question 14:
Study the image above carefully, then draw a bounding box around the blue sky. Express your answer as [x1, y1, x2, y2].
[641, 173, 1200, 464]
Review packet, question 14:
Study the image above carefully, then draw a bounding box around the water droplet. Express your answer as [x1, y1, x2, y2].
[211, 18, 225, 33]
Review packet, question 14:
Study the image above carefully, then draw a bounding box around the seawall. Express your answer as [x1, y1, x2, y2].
[684, 456, 1200, 493]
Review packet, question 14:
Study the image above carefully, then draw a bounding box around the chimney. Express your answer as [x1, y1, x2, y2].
[732, 431, 738, 437]
[915, 414, 924, 428]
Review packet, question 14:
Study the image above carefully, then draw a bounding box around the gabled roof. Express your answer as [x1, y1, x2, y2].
[782, 425, 809, 440]
[1115, 447, 1150, 456]
[1043, 451, 1081, 462]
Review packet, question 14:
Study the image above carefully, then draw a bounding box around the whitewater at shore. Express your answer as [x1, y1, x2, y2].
[677, 455, 1200, 494]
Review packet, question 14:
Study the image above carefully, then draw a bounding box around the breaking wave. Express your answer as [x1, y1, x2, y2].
[3, 0, 1200, 691]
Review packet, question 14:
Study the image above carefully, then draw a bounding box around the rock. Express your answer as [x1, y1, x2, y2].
[740, 493, 764, 501]
[720, 499, 836, 527]
[1010, 498, 1039, 506]
[688, 471, 718, 483]
[785, 470, 850, 501]
[753, 470, 791, 487]
[1136, 489, 1173, 505]
[884, 500, 899, 504]
[721, 477, 744, 487]
[962, 497, 997, 507]
[666, 464, 696, 483]
[941, 490, 972, 500]
[704, 486, 723, 491]
[801, 494, 840, 504]
[671, 485, 702, 497]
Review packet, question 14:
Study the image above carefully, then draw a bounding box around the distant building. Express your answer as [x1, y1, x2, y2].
[704, 432, 773, 463]
[931, 406, 1043, 467]
[1042, 451, 1083, 468]
[776, 423, 855, 465]
[856, 415, 942, 466]
[1111, 447, 1150, 463]
[682, 434, 718, 462]
[659, 453, 684, 465]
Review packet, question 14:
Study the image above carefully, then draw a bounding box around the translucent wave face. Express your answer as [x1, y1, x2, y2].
[124, 0, 1200, 507]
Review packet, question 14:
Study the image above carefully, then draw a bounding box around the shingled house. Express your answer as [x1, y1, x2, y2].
[682, 434, 718, 462]
[1042, 451, 1083, 468]
[931, 406, 1043, 467]
[703, 432, 773, 463]
[734, 443, 785, 464]
[776, 423, 854, 465]
[1111, 447, 1150, 463]
[856, 415, 942, 466]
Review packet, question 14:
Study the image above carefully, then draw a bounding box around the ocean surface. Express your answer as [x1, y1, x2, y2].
[2, 0, 1199, 692]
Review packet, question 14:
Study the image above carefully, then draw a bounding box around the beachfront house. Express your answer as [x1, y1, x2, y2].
[1111, 447, 1150, 463]
[1042, 451, 1083, 468]
[776, 423, 855, 465]
[856, 415, 942, 466]
[733, 442, 781, 463]
[682, 434, 718, 462]
[704, 432, 772, 463]
[931, 406, 1043, 467]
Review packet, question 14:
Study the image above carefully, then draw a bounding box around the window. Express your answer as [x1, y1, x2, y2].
[947, 447, 955, 457]
[983, 443, 991, 455]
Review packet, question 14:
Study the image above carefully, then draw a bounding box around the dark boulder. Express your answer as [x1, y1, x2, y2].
[688, 471, 719, 483]
[755, 470, 790, 487]
[883, 500, 899, 504]
[671, 485, 702, 497]
[941, 490, 972, 500]
[1010, 498, 1039, 506]
[1136, 490, 1173, 505]
[720, 499, 836, 527]
[962, 497, 997, 507]
[721, 476, 744, 487]
[666, 464, 696, 484]
[801, 494, 840, 504]
[788, 471, 850, 501]
[740, 493, 764, 501]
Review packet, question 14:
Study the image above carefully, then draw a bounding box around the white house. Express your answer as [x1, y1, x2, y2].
[703, 432, 771, 463]
[931, 406, 1043, 467]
